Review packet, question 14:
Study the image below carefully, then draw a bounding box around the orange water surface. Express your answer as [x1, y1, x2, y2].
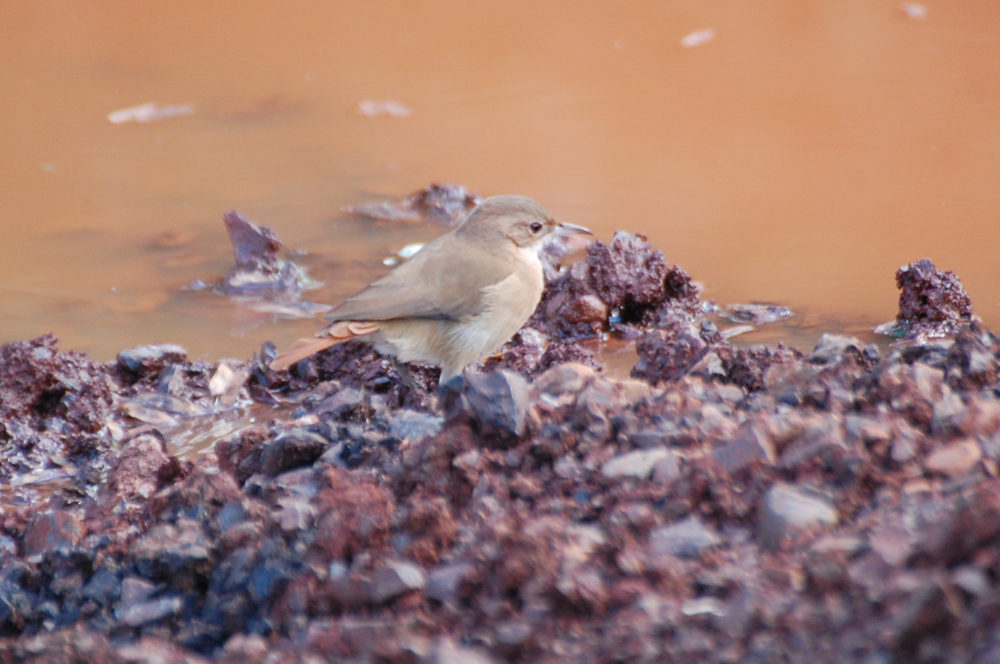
[2, 1, 998, 361]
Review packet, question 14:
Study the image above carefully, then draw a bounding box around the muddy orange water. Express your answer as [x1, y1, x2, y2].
[2, 2, 998, 361]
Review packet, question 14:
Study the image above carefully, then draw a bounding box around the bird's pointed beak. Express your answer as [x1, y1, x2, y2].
[556, 221, 593, 236]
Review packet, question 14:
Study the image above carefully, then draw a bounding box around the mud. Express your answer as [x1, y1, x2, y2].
[2, 225, 999, 663]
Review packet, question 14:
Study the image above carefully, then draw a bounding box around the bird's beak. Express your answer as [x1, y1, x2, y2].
[556, 221, 593, 236]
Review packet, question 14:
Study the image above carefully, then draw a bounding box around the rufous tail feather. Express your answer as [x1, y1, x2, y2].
[268, 321, 380, 371]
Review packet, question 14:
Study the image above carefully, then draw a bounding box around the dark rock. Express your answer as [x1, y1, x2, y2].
[215, 211, 322, 308]
[878, 258, 974, 340]
[117, 343, 188, 374]
[224, 210, 282, 271]
[455, 369, 530, 441]
[347, 183, 480, 226]
[260, 429, 328, 476]
[631, 322, 711, 385]
[0, 334, 112, 481]
[130, 519, 213, 590]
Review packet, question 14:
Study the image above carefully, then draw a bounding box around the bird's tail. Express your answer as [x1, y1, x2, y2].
[268, 321, 379, 371]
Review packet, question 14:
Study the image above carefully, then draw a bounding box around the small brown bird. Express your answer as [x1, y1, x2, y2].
[269, 195, 592, 381]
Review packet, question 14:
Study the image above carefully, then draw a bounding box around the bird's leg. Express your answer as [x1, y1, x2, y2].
[391, 359, 420, 396]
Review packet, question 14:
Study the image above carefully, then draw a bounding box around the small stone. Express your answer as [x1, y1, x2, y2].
[808, 334, 862, 364]
[425, 563, 475, 604]
[260, 429, 329, 476]
[533, 362, 597, 398]
[562, 293, 609, 324]
[117, 343, 187, 373]
[388, 409, 443, 442]
[869, 524, 911, 566]
[209, 361, 249, 403]
[316, 387, 364, 418]
[120, 576, 157, 608]
[601, 448, 674, 480]
[423, 637, 498, 664]
[924, 439, 982, 477]
[713, 422, 776, 474]
[759, 484, 838, 550]
[649, 517, 722, 559]
[461, 369, 530, 439]
[952, 565, 991, 598]
[371, 559, 427, 603]
[22, 511, 82, 561]
[119, 596, 183, 627]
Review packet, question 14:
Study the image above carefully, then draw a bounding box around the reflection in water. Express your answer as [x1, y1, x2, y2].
[1, 2, 998, 360]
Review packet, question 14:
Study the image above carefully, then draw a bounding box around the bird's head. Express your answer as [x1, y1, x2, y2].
[458, 194, 592, 252]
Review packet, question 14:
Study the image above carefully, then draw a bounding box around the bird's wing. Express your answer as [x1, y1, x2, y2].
[326, 236, 515, 323]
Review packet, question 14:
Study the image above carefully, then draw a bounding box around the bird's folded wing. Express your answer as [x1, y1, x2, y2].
[326, 242, 517, 323]
[325, 286, 456, 322]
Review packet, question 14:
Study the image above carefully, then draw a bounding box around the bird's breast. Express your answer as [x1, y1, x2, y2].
[450, 260, 544, 359]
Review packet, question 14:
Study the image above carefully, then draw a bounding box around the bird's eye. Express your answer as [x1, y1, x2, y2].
[529, 221, 543, 233]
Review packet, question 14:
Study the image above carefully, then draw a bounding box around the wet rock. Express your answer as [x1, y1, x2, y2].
[531, 232, 701, 339]
[722, 303, 793, 325]
[631, 322, 711, 385]
[759, 484, 838, 550]
[649, 517, 722, 559]
[208, 362, 249, 405]
[347, 183, 481, 226]
[0, 334, 112, 480]
[117, 343, 188, 375]
[199, 211, 326, 318]
[106, 431, 183, 504]
[877, 258, 974, 340]
[371, 559, 427, 603]
[224, 210, 281, 271]
[601, 448, 675, 480]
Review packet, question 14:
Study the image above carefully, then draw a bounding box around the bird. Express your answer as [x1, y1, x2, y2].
[268, 194, 592, 382]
